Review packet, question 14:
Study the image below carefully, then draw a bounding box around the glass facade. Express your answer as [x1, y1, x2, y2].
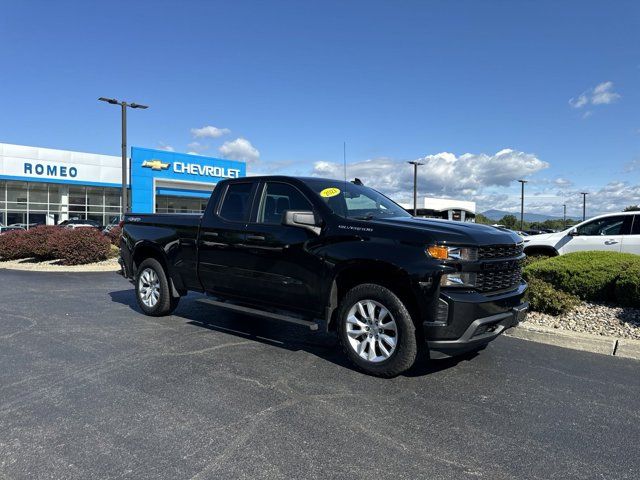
[0, 180, 122, 227]
[155, 195, 208, 214]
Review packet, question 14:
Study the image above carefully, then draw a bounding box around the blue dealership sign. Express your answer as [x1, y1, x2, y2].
[130, 147, 246, 213]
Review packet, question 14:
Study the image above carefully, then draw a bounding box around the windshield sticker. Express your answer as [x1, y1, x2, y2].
[320, 187, 341, 198]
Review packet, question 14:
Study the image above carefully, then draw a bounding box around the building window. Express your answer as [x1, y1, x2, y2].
[155, 195, 207, 214]
[0, 181, 122, 228]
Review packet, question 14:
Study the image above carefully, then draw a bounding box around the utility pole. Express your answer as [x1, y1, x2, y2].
[407, 161, 424, 216]
[98, 97, 149, 214]
[563, 204, 567, 229]
[518, 179, 528, 230]
[580, 192, 588, 221]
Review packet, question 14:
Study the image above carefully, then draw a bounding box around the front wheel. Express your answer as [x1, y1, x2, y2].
[135, 258, 180, 316]
[337, 284, 418, 377]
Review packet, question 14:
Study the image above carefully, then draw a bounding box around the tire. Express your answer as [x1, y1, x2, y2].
[135, 258, 180, 316]
[337, 283, 418, 377]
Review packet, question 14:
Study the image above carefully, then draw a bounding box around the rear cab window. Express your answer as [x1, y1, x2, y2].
[218, 182, 254, 222]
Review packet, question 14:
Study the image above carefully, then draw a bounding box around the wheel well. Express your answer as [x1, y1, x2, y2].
[524, 246, 558, 257]
[328, 262, 420, 331]
[132, 244, 169, 277]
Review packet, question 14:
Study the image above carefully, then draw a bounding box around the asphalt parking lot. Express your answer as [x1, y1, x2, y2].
[1, 269, 639, 479]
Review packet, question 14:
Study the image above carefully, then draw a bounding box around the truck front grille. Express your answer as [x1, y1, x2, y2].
[478, 243, 524, 260]
[476, 268, 522, 293]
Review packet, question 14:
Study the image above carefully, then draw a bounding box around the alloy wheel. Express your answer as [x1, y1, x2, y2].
[138, 267, 160, 308]
[345, 299, 398, 363]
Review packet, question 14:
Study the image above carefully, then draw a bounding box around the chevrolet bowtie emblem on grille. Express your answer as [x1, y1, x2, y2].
[141, 159, 170, 170]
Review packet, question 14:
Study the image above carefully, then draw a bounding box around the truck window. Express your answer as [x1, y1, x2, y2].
[576, 215, 629, 236]
[219, 183, 253, 222]
[304, 179, 411, 220]
[258, 182, 313, 224]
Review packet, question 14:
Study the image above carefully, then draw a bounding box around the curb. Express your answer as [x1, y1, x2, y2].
[505, 323, 640, 361]
[0, 260, 120, 273]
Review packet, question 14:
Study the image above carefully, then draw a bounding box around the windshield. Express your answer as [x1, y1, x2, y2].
[304, 179, 411, 220]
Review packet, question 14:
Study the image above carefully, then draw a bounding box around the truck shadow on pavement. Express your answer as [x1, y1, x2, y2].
[109, 289, 476, 377]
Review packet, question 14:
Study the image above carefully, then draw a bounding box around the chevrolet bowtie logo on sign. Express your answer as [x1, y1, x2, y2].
[141, 159, 170, 171]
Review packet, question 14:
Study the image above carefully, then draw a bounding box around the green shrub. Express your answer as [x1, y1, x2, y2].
[0, 229, 30, 260]
[524, 251, 640, 303]
[55, 228, 111, 265]
[525, 277, 580, 315]
[108, 244, 120, 258]
[614, 264, 640, 307]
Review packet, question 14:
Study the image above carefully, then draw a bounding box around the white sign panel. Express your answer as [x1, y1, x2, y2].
[0, 143, 123, 185]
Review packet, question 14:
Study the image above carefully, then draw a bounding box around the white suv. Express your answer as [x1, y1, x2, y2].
[523, 211, 640, 256]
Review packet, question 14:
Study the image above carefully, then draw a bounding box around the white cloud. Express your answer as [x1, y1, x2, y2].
[624, 158, 640, 173]
[312, 149, 549, 201]
[157, 142, 174, 152]
[191, 125, 231, 138]
[569, 81, 621, 109]
[591, 81, 621, 105]
[554, 177, 573, 187]
[187, 141, 209, 153]
[569, 94, 588, 109]
[218, 137, 260, 163]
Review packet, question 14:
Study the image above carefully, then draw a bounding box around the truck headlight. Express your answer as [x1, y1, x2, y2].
[440, 272, 477, 287]
[427, 245, 478, 261]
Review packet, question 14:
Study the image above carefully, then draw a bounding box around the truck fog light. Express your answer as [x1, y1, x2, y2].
[440, 272, 477, 288]
[434, 298, 449, 325]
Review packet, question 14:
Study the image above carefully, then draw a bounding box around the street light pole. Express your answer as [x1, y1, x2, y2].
[563, 204, 567, 229]
[580, 192, 588, 221]
[99, 97, 148, 215]
[407, 161, 424, 216]
[518, 179, 527, 231]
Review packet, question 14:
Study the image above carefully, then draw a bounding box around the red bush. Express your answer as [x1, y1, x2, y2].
[0, 229, 30, 260]
[54, 228, 111, 265]
[106, 226, 122, 246]
[21, 226, 61, 260]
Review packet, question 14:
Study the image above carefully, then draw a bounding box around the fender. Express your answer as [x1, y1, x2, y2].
[131, 240, 185, 296]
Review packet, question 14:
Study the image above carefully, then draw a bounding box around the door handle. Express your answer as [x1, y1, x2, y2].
[604, 240, 619, 245]
[246, 234, 266, 241]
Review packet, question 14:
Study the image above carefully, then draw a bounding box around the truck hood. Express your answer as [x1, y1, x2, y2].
[367, 217, 522, 246]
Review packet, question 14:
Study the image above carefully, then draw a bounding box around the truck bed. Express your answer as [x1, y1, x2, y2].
[122, 213, 203, 292]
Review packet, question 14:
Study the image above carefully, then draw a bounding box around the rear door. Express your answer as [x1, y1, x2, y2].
[240, 180, 325, 315]
[621, 215, 640, 255]
[197, 181, 258, 297]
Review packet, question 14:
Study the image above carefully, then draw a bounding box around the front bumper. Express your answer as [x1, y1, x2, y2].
[427, 302, 528, 358]
[424, 282, 528, 359]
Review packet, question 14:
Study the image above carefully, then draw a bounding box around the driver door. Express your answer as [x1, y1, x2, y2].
[240, 181, 325, 315]
[562, 215, 631, 254]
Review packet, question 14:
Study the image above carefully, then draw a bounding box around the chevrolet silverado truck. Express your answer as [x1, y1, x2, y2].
[120, 176, 528, 377]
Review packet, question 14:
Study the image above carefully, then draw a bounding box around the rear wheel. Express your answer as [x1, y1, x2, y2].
[337, 284, 418, 377]
[135, 258, 179, 316]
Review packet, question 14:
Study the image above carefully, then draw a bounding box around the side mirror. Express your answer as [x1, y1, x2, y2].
[282, 210, 321, 235]
[568, 228, 578, 236]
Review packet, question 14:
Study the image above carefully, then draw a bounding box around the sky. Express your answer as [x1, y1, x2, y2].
[1, 0, 638, 218]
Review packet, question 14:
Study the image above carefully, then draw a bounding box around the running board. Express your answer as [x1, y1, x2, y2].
[197, 298, 319, 330]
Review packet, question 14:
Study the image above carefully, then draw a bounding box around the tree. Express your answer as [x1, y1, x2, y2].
[624, 205, 640, 212]
[499, 214, 518, 230]
[474, 213, 492, 225]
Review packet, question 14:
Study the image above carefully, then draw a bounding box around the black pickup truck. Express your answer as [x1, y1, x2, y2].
[120, 176, 528, 377]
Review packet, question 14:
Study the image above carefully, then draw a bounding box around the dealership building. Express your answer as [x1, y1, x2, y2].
[0, 142, 246, 227]
[400, 196, 476, 222]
